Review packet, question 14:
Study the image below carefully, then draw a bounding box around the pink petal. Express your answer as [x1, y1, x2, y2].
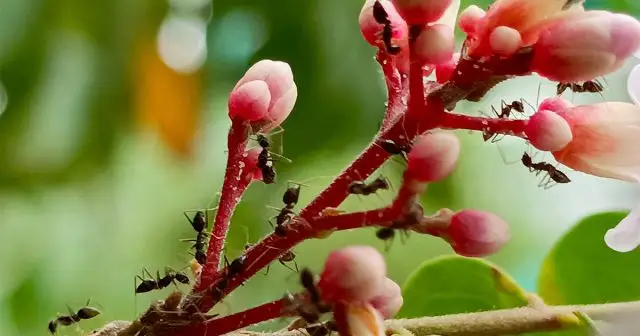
[605, 203, 640, 252]
[627, 64, 640, 106]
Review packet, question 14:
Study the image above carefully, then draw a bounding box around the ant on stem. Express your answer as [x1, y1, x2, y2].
[284, 268, 332, 326]
[482, 99, 527, 142]
[372, 0, 401, 55]
[269, 182, 303, 236]
[379, 139, 411, 162]
[375, 202, 423, 250]
[48, 301, 101, 334]
[520, 153, 571, 189]
[181, 210, 214, 265]
[135, 268, 190, 294]
[347, 176, 390, 196]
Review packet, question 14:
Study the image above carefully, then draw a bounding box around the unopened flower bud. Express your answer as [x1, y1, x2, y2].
[489, 26, 521, 56]
[359, 0, 408, 47]
[435, 52, 458, 83]
[525, 109, 573, 152]
[391, 0, 453, 25]
[369, 277, 403, 318]
[538, 96, 573, 113]
[458, 5, 485, 34]
[414, 24, 455, 65]
[228, 60, 297, 132]
[318, 246, 386, 303]
[551, 102, 640, 182]
[445, 209, 510, 257]
[532, 11, 640, 82]
[405, 132, 460, 183]
[334, 302, 385, 336]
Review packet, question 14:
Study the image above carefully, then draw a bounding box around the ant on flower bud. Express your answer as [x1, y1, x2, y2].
[48, 301, 101, 334]
[521, 153, 571, 189]
[135, 267, 190, 294]
[379, 139, 411, 162]
[256, 134, 277, 184]
[347, 176, 389, 195]
[556, 80, 604, 95]
[372, 0, 401, 55]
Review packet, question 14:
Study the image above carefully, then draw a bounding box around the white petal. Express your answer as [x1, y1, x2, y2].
[628, 64, 640, 106]
[604, 204, 640, 252]
[635, 48, 640, 60]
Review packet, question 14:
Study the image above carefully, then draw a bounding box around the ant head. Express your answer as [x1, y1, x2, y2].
[372, 0, 389, 25]
[521, 152, 532, 165]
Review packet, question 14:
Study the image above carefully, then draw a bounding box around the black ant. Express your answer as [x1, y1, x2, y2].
[182, 211, 210, 265]
[375, 202, 422, 250]
[348, 176, 390, 195]
[135, 268, 190, 294]
[284, 269, 332, 325]
[556, 80, 603, 95]
[48, 302, 100, 334]
[521, 153, 571, 189]
[482, 99, 526, 142]
[270, 182, 303, 236]
[226, 254, 248, 278]
[256, 134, 277, 184]
[372, 0, 401, 55]
[379, 139, 411, 161]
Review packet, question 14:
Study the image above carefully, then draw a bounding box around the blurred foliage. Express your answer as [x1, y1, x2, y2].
[0, 0, 639, 335]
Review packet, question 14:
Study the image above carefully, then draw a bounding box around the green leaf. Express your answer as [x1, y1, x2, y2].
[396, 255, 529, 318]
[538, 211, 640, 305]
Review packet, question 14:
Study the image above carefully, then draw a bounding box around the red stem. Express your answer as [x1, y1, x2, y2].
[377, 50, 406, 132]
[408, 26, 425, 115]
[439, 112, 528, 135]
[199, 121, 250, 289]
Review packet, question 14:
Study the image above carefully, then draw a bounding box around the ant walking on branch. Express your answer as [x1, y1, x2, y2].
[135, 267, 190, 294]
[284, 268, 332, 327]
[48, 301, 100, 334]
[348, 176, 390, 196]
[482, 99, 527, 142]
[372, 0, 401, 55]
[181, 209, 214, 265]
[520, 153, 571, 189]
[269, 182, 303, 236]
[379, 139, 411, 162]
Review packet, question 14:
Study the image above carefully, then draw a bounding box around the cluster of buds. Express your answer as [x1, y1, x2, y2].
[121, 1, 640, 335]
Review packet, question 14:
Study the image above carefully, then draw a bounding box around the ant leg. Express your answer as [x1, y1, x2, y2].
[264, 263, 271, 276]
[279, 259, 297, 272]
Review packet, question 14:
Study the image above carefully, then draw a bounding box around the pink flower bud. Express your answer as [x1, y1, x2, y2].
[445, 209, 510, 257]
[359, 0, 409, 47]
[525, 109, 573, 152]
[405, 132, 460, 182]
[467, 0, 583, 57]
[228, 60, 297, 131]
[489, 26, 522, 57]
[458, 5, 485, 34]
[551, 102, 640, 182]
[532, 11, 640, 82]
[369, 277, 403, 318]
[538, 96, 574, 113]
[391, 0, 453, 25]
[605, 204, 640, 252]
[334, 302, 385, 336]
[435, 52, 459, 83]
[414, 24, 455, 65]
[318, 246, 386, 303]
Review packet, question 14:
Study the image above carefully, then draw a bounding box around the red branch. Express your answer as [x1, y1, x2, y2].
[377, 50, 407, 131]
[199, 121, 251, 289]
[176, 44, 536, 335]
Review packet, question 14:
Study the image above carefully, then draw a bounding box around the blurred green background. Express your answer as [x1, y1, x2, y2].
[1, 0, 639, 335]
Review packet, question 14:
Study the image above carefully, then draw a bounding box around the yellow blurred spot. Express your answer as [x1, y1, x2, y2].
[134, 40, 202, 158]
[190, 258, 202, 277]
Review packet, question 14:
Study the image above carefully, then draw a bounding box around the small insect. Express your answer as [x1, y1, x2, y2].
[227, 255, 248, 278]
[379, 139, 411, 161]
[556, 80, 604, 95]
[48, 302, 100, 334]
[270, 182, 303, 236]
[483, 99, 526, 142]
[256, 134, 277, 184]
[182, 211, 210, 265]
[520, 153, 571, 189]
[135, 268, 190, 294]
[347, 176, 390, 196]
[372, 0, 401, 55]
